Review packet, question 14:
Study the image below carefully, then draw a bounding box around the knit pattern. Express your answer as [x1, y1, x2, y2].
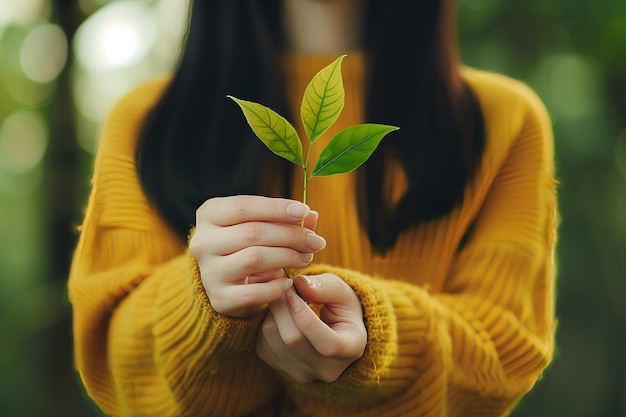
[68, 54, 558, 417]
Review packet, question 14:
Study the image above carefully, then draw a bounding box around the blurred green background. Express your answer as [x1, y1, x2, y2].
[0, 0, 624, 416]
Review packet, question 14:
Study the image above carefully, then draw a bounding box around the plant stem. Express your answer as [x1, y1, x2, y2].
[301, 143, 313, 227]
[303, 143, 313, 205]
[302, 167, 308, 206]
[285, 144, 313, 281]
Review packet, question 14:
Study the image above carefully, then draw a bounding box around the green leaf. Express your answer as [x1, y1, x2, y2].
[301, 55, 346, 144]
[311, 124, 399, 177]
[228, 96, 304, 166]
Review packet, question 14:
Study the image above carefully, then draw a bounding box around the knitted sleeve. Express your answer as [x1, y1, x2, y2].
[68, 80, 279, 417]
[282, 79, 558, 417]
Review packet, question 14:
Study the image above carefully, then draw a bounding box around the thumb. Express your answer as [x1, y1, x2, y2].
[293, 274, 358, 307]
[293, 274, 365, 334]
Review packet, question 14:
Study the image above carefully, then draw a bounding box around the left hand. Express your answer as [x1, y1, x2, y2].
[256, 274, 367, 383]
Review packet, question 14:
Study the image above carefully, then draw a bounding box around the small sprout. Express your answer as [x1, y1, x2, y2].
[229, 54, 399, 211]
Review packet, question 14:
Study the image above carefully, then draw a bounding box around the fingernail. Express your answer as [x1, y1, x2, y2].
[280, 278, 294, 291]
[311, 210, 319, 231]
[287, 202, 310, 219]
[306, 232, 326, 251]
[299, 252, 314, 264]
[287, 289, 302, 313]
[295, 275, 313, 287]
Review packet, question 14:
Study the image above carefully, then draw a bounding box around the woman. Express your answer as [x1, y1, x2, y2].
[68, 1, 558, 416]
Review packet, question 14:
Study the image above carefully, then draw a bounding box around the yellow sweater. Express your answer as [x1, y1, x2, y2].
[69, 54, 558, 417]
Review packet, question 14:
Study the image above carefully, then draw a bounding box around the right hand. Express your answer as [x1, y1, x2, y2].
[189, 195, 325, 318]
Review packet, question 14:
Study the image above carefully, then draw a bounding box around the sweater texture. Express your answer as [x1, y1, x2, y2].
[68, 53, 558, 417]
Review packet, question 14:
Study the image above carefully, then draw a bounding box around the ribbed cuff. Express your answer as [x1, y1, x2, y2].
[153, 251, 265, 375]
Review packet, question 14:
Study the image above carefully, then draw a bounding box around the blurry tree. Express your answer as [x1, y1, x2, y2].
[41, 2, 92, 416]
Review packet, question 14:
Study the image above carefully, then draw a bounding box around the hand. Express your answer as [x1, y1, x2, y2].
[256, 274, 367, 383]
[189, 196, 325, 318]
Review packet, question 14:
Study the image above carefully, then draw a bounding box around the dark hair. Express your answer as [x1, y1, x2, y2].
[136, 0, 484, 252]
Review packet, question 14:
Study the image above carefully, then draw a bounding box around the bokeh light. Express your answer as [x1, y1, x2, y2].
[73, 1, 157, 71]
[4, 73, 55, 107]
[20, 23, 68, 83]
[153, 0, 190, 58]
[0, 110, 48, 175]
[71, 0, 189, 155]
[537, 53, 602, 120]
[0, 0, 50, 27]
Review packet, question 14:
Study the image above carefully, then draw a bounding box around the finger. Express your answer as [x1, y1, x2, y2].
[257, 312, 316, 384]
[197, 196, 310, 227]
[222, 246, 314, 278]
[266, 295, 319, 381]
[256, 314, 283, 368]
[244, 269, 287, 285]
[194, 246, 310, 294]
[294, 274, 361, 308]
[205, 222, 326, 255]
[209, 278, 293, 318]
[268, 291, 310, 353]
[291, 275, 366, 357]
[270, 289, 348, 360]
[282, 288, 349, 358]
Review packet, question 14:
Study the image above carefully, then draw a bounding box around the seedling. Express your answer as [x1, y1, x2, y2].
[228, 55, 399, 210]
